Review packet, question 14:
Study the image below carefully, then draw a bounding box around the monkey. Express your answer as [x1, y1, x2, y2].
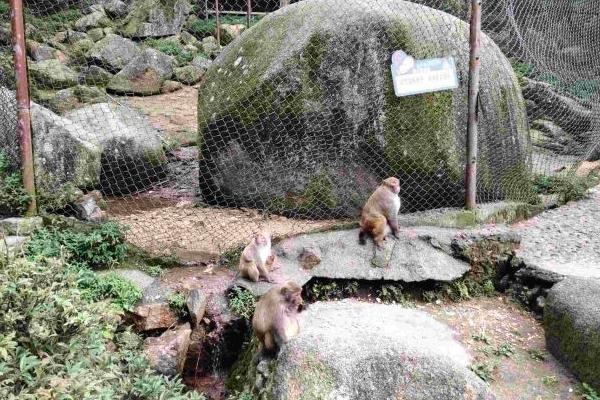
[358, 177, 401, 248]
[239, 230, 276, 282]
[252, 281, 304, 357]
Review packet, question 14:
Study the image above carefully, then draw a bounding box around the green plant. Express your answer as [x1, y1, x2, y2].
[511, 60, 536, 79]
[169, 292, 189, 318]
[145, 38, 195, 66]
[532, 173, 596, 203]
[307, 281, 342, 301]
[580, 383, 600, 400]
[472, 330, 491, 345]
[26, 222, 128, 268]
[26, 8, 83, 38]
[228, 287, 256, 320]
[566, 79, 599, 101]
[528, 348, 547, 361]
[541, 375, 559, 387]
[494, 343, 515, 358]
[73, 265, 142, 311]
[0, 151, 31, 216]
[0, 2, 9, 20]
[377, 284, 406, 304]
[146, 265, 165, 277]
[0, 255, 203, 399]
[470, 361, 496, 382]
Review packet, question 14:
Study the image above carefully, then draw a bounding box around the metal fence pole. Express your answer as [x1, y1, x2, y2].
[215, 0, 221, 46]
[465, 0, 481, 210]
[10, 0, 37, 216]
[246, 0, 252, 28]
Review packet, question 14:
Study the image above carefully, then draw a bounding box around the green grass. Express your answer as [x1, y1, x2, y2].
[533, 173, 599, 204]
[168, 292, 189, 318]
[145, 38, 197, 66]
[25, 8, 82, 38]
[0, 151, 31, 216]
[228, 287, 255, 320]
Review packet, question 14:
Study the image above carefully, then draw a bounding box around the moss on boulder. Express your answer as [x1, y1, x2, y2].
[121, 0, 191, 38]
[197, 0, 533, 218]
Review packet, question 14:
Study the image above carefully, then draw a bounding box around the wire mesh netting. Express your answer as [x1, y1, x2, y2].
[0, 0, 598, 260]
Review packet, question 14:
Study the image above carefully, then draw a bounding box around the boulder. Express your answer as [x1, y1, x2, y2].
[544, 277, 600, 390]
[64, 102, 167, 194]
[72, 190, 104, 221]
[186, 289, 208, 328]
[29, 60, 78, 89]
[161, 80, 184, 93]
[201, 36, 220, 58]
[235, 302, 493, 399]
[86, 33, 140, 72]
[107, 48, 174, 95]
[133, 302, 179, 331]
[197, 0, 533, 217]
[81, 65, 114, 86]
[108, 268, 155, 292]
[0, 236, 28, 254]
[191, 54, 211, 71]
[54, 30, 88, 44]
[180, 31, 199, 47]
[144, 323, 192, 376]
[173, 65, 204, 85]
[48, 85, 107, 114]
[26, 41, 67, 62]
[87, 27, 105, 42]
[0, 217, 43, 236]
[121, 0, 192, 38]
[103, 0, 129, 18]
[74, 6, 112, 32]
[216, 24, 246, 45]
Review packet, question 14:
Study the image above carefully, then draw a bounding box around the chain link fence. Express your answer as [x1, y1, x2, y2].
[0, 0, 598, 260]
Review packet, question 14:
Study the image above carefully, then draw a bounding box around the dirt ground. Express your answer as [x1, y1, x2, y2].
[423, 297, 580, 400]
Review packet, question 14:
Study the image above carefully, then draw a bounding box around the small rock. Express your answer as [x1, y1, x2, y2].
[298, 246, 322, 270]
[103, 0, 129, 18]
[201, 36, 220, 58]
[74, 7, 111, 32]
[143, 323, 191, 376]
[133, 303, 179, 331]
[216, 23, 245, 45]
[576, 160, 600, 177]
[48, 85, 107, 114]
[87, 27, 105, 42]
[55, 30, 88, 44]
[183, 43, 198, 53]
[186, 289, 208, 328]
[191, 55, 211, 71]
[0, 236, 27, 254]
[73, 190, 104, 221]
[0, 217, 43, 236]
[82, 65, 114, 86]
[174, 65, 204, 85]
[27, 41, 67, 62]
[180, 31, 199, 46]
[108, 48, 174, 95]
[160, 80, 184, 93]
[29, 59, 79, 89]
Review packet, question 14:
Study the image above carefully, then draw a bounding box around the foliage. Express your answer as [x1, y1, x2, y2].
[580, 383, 600, 400]
[306, 280, 359, 301]
[566, 79, 600, 101]
[26, 222, 128, 268]
[26, 8, 82, 38]
[472, 330, 491, 345]
[145, 38, 196, 66]
[228, 287, 256, 320]
[376, 283, 407, 304]
[73, 265, 142, 312]
[0, 255, 203, 399]
[533, 173, 598, 203]
[528, 348, 548, 361]
[470, 361, 496, 382]
[0, 151, 31, 216]
[494, 343, 515, 358]
[0, 2, 9, 20]
[169, 292, 189, 318]
[511, 60, 535, 80]
[541, 375, 559, 387]
[146, 265, 165, 277]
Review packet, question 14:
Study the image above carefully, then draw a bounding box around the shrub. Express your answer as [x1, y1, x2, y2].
[145, 39, 195, 66]
[0, 255, 203, 399]
[26, 222, 128, 268]
[228, 287, 256, 320]
[0, 151, 31, 216]
[74, 266, 142, 312]
[25, 8, 82, 38]
[169, 292, 189, 318]
[533, 173, 598, 203]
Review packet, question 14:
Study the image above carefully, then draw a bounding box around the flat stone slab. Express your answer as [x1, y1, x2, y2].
[514, 185, 600, 283]
[109, 268, 155, 292]
[237, 227, 473, 296]
[0, 217, 43, 236]
[0, 236, 27, 253]
[544, 277, 600, 389]
[268, 302, 493, 399]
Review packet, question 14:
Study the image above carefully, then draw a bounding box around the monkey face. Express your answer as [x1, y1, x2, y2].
[254, 232, 269, 246]
[383, 177, 400, 194]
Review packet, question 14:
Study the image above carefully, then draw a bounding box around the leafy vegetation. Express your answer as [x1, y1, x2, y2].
[25, 8, 83, 39]
[0, 255, 202, 399]
[376, 283, 408, 305]
[470, 361, 496, 382]
[228, 287, 256, 320]
[580, 383, 600, 400]
[541, 375, 559, 387]
[0, 2, 9, 20]
[0, 151, 31, 216]
[533, 173, 599, 203]
[169, 292, 189, 318]
[494, 343, 515, 358]
[145, 38, 196, 66]
[25, 222, 128, 268]
[472, 330, 491, 345]
[305, 280, 358, 301]
[528, 348, 548, 361]
[73, 265, 142, 311]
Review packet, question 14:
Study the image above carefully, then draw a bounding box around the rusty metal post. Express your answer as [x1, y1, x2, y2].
[246, 0, 252, 28]
[215, 0, 221, 46]
[465, 0, 481, 211]
[10, 0, 37, 216]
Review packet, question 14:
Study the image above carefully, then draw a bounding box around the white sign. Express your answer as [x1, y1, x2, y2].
[390, 50, 459, 97]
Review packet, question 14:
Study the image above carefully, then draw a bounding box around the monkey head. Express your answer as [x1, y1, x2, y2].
[280, 281, 303, 311]
[253, 230, 271, 246]
[383, 177, 400, 194]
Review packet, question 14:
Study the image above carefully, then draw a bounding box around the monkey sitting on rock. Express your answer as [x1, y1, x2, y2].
[359, 177, 401, 248]
[252, 281, 304, 357]
[239, 230, 277, 282]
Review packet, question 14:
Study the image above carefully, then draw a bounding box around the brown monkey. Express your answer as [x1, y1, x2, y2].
[359, 177, 401, 248]
[252, 281, 303, 356]
[239, 230, 276, 282]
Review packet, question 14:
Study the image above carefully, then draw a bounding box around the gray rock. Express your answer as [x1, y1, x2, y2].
[191, 55, 211, 71]
[64, 103, 167, 194]
[29, 60, 78, 89]
[122, 0, 192, 38]
[544, 277, 600, 390]
[72, 190, 104, 221]
[201, 36, 220, 58]
[107, 48, 174, 95]
[74, 7, 111, 32]
[86, 27, 105, 42]
[81, 65, 114, 86]
[180, 31, 199, 46]
[144, 323, 191, 376]
[266, 302, 493, 399]
[103, 0, 129, 18]
[216, 24, 245, 45]
[108, 268, 155, 292]
[173, 65, 204, 85]
[186, 289, 208, 328]
[55, 30, 89, 44]
[0, 217, 43, 236]
[197, 0, 532, 217]
[161, 80, 184, 93]
[48, 85, 107, 114]
[0, 236, 28, 254]
[86, 33, 140, 72]
[27, 41, 66, 62]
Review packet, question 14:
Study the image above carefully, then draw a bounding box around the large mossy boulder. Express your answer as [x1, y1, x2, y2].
[121, 0, 191, 38]
[197, 0, 533, 218]
[86, 33, 140, 72]
[229, 302, 493, 399]
[544, 277, 600, 390]
[29, 59, 79, 89]
[107, 48, 174, 95]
